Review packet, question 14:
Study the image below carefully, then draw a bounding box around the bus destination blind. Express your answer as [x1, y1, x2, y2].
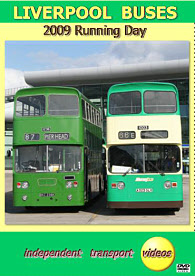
[44, 133, 70, 141]
[24, 133, 40, 141]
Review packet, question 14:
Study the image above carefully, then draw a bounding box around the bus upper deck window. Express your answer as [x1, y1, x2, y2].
[82, 99, 86, 119]
[16, 95, 45, 117]
[109, 91, 141, 115]
[49, 95, 79, 116]
[144, 91, 177, 113]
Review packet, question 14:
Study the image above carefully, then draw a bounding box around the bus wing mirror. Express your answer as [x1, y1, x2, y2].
[85, 148, 90, 156]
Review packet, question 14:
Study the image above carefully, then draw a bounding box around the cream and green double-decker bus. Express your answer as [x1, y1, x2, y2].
[13, 87, 104, 207]
[106, 82, 183, 210]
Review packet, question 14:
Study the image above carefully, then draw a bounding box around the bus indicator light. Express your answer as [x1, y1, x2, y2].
[17, 182, 21, 188]
[172, 182, 177, 187]
[111, 183, 117, 188]
[73, 181, 78, 187]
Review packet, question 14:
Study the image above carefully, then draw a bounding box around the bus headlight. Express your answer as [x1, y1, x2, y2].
[118, 182, 125, 189]
[66, 181, 72, 188]
[22, 181, 29, 189]
[164, 181, 171, 189]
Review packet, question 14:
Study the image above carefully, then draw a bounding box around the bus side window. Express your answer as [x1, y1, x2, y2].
[86, 103, 89, 122]
[96, 112, 99, 126]
[82, 99, 86, 119]
[94, 110, 97, 126]
[92, 107, 94, 124]
[98, 112, 101, 127]
[85, 101, 87, 119]
[94, 110, 96, 125]
[96, 110, 99, 126]
[97, 111, 100, 126]
[92, 108, 95, 124]
[91, 106, 93, 123]
[89, 105, 92, 123]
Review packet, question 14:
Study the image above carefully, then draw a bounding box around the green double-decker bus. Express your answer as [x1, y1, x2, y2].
[13, 87, 104, 207]
[106, 82, 183, 210]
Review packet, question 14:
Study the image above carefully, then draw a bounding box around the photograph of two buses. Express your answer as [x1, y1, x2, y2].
[13, 83, 183, 209]
[5, 41, 189, 225]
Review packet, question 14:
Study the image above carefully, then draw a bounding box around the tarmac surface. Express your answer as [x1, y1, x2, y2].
[5, 171, 190, 225]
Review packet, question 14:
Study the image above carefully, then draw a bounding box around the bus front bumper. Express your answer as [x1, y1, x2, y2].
[107, 201, 183, 209]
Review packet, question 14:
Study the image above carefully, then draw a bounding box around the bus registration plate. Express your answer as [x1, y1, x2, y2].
[136, 188, 153, 193]
[39, 193, 55, 197]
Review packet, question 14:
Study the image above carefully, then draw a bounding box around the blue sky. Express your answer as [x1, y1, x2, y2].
[5, 41, 189, 89]
[5, 41, 110, 71]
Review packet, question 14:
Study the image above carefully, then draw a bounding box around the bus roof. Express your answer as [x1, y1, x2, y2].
[15, 86, 81, 97]
[108, 82, 178, 96]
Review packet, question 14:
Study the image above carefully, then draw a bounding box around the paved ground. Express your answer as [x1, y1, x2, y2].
[5, 171, 190, 225]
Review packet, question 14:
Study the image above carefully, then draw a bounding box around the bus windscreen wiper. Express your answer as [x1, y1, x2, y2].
[147, 161, 165, 176]
[123, 167, 132, 176]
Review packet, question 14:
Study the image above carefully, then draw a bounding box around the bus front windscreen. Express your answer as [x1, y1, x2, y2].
[109, 145, 180, 174]
[15, 145, 81, 173]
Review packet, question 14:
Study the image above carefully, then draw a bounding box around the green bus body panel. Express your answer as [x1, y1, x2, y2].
[107, 82, 180, 117]
[13, 87, 103, 207]
[14, 172, 85, 206]
[107, 174, 183, 202]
